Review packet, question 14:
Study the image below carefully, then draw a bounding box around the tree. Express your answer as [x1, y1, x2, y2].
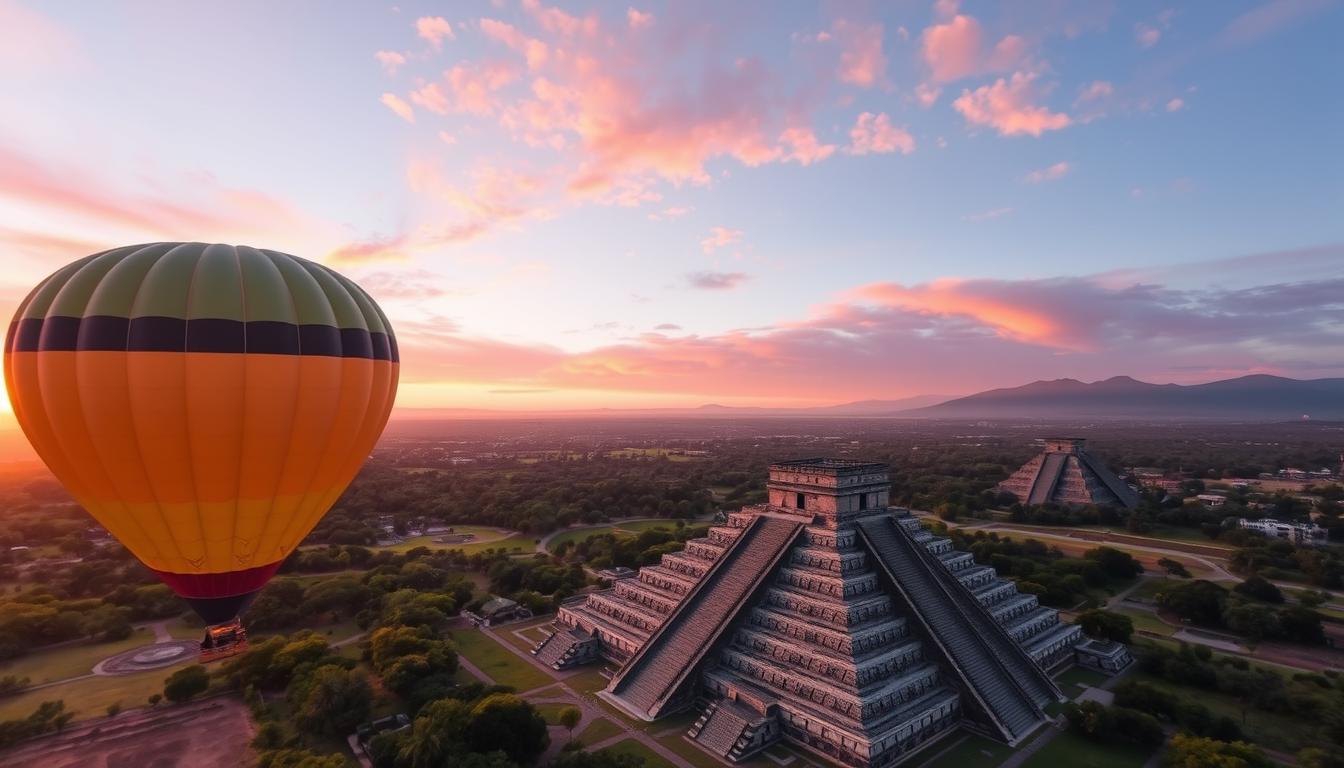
[1158, 580, 1228, 626]
[147, 693, 162, 707]
[1165, 733, 1271, 768]
[291, 665, 372, 736]
[559, 705, 582, 738]
[163, 665, 210, 703]
[466, 693, 549, 764]
[1075, 609, 1134, 643]
[105, 701, 121, 717]
[1158, 558, 1192, 578]
[1085, 547, 1144, 579]
[1222, 604, 1280, 644]
[1234, 576, 1284, 603]
[398, 698, 472, 768]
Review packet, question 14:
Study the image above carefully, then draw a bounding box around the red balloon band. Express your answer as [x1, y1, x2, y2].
[151, 560, 284, 599]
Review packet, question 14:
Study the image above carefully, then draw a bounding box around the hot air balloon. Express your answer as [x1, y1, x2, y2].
[3, 243, 398, 659]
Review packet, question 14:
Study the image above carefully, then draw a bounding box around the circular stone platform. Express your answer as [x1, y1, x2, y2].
[95, 640, 200, 675]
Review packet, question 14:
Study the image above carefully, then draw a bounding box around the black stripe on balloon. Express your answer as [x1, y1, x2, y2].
[12, 315, 398, 362]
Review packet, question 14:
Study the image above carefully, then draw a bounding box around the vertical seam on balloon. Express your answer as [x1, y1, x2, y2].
[270, 260, 360, 554]
[90, 245, 170, 565]
[63, 251, 169, 564]
[249, 250, 306, 566]
[229, 245, 247, 570]
[182, 246, 209, 573]
[122, 245, 188, 569]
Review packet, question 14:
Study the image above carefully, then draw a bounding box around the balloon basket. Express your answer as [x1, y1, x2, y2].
[199, 620, 249, 663]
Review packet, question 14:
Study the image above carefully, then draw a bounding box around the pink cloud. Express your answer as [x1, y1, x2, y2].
[479, 18, 550, 70]
[627, 8, 654, 29]
[648, 205, 692, 221]
[915, 83, 942, 107]
[416, 16, 455, 48]
[1024, 161, 1070, 183]
[847, 112, 915, 155]
[522, 0, 598, 37]
[381, 92, 415, 122]
[833, 20, 887, 88]
[1076, 80, 1114, 102]
[1166, 97, 1185, 112]
[375, 50, 407, 75]
[686, 271, 750, 290]
[1135, 23, 1161, 47]
[963, 207, 1012, 221]
[409, 82, 450, 114]
[921, 13, 1028, 83]
[701, 227, 743, 253]
[953, 72, 1070, 137]
[779, 127, 836, 165]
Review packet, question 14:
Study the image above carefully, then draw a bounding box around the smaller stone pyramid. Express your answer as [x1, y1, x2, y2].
[998, 438, 1138, 509]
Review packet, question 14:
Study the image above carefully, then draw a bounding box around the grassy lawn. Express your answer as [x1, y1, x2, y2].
[565, 666, 613, 694]
[0, 627, 158, 684]
[0, 661, 196, 722]
[576, 717, 625, 744]
[915, 733, 1014, 768]
[602, 738, 667, 763]
[446, 629, 555, 692]
[1020, 730, 1152, 768]
[1127, 578, 1171, 602]
[1054, 665, 1111, 693]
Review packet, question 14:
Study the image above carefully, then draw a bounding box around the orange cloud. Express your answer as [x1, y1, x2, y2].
[953, 72, 1070, 137]
[779, 127, 836, 165]
[854, 280, 1066, 347]
[847, 112, 915, 155]
[380, 92, 415, 122]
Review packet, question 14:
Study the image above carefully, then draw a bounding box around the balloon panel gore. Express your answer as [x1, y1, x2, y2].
[187, 590, 262, 626]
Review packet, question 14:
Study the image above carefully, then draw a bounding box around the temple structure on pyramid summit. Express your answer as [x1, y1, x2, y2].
[997, 438, 1140, 510]
[532, 458, 1132, 767]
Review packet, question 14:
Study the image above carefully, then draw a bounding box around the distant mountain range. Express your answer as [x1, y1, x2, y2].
[907, 375, 1344, 421]
[388, 375, 1344, 422]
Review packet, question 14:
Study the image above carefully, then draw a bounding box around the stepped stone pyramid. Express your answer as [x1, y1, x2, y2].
[535, 458, 1131, 767]
[997, 438, 1139, 509]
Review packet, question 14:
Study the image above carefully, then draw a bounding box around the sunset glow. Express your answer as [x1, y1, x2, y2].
[2, 0, 1342, 428]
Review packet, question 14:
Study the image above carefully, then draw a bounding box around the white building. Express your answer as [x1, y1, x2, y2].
[1238, 518, 1327, 547]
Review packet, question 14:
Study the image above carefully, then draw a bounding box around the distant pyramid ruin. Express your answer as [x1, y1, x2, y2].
[534, 458, 1131, 767]
[997, 438, 1139, 509]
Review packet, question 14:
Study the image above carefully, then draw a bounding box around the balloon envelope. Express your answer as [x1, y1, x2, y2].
[3, 243, 398, 624]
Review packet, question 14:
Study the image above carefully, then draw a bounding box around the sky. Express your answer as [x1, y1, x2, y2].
[1, 0, 1342, 426]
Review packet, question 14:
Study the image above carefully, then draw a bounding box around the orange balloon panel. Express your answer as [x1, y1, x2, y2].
[2, 244, 399, 624]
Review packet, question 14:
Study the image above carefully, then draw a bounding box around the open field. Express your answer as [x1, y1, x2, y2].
[546, 519, 684, 552]
[0, 660, 196, 722]
[0, 627, 158, 684]
[606, 448, 705, 461]
[1115, 606, 1178, 637]
[446, 628, 553, 692]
